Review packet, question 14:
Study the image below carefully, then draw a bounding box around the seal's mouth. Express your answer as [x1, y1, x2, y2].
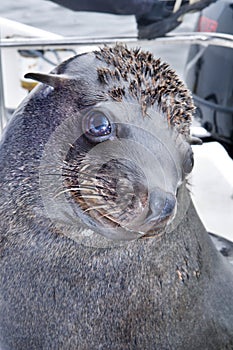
[63, 158, 148, 228]
[63, 157, 176, 237]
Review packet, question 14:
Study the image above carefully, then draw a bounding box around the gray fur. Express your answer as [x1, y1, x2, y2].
[0, 46, 233, 349]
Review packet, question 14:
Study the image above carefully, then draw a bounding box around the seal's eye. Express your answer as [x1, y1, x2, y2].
[183, 149, 194, 176]
[83, 111, 112, 142]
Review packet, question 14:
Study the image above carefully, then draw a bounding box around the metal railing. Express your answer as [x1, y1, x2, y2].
[1, 32, 233, 49]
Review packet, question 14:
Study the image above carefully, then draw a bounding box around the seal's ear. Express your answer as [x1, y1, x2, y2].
[186, 135, 203, 145]
[24, 72, 69, 88]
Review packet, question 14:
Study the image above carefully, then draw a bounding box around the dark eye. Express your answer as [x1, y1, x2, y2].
[82, 111, 112, 142]
[183, 149, 194, 176]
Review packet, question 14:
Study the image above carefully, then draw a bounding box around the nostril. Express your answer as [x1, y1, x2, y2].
[147, 189, 176, 222]
[160, 195, 176, 218]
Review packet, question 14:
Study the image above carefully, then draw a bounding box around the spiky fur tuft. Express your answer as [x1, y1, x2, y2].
[95, 44, 194, 136]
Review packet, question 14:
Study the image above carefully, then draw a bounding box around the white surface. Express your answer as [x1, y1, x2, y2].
[0, 17, 63, 110]
[191, 142, 233, 242]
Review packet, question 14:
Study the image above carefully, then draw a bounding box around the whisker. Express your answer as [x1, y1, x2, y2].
[54, 186, 110, 198]
[62, 166, 124, 180]
[83, 205, 109, 213]
[67, 185, 104, 192]
[78, 174, 114, 186]
[41, 172, 129, 189]
[53, 188, 82, 198]
[62, 168, 103, 180]
[100, 209, 122, 218]
[79, 194, 111, 199]
[98, 213, 121, 226]
[40, 173, 71, 177]
[67, 184, 113, 192]
[62, 155, 86, 164]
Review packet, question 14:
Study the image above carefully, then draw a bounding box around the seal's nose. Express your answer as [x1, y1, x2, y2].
[147, 189, 176, 222]
[137, 188, 177, 233]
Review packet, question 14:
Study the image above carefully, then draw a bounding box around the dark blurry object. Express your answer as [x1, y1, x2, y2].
[48, 0, 217, 38]
[185, 0, 233, 157]
[137, 0, 217, 39]
[48, 0, 153, 16]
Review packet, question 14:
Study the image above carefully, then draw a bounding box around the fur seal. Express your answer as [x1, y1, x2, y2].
[0, 44, 233, 350]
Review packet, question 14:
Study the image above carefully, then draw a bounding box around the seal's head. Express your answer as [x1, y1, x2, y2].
[25, 44, 199, 243]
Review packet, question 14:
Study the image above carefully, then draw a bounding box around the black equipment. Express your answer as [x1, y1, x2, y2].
[185, 0, 233, 157]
